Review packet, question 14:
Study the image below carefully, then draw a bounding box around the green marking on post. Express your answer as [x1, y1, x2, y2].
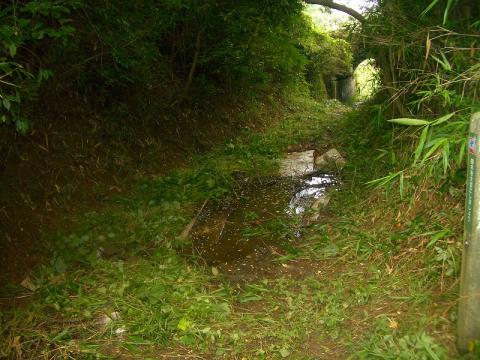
[458, 112, 480, 353]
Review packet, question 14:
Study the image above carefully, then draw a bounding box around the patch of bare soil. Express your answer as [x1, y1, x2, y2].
[303, 332, 349, 359]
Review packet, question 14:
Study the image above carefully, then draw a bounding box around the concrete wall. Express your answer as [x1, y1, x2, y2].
[325, 75, 356, 104]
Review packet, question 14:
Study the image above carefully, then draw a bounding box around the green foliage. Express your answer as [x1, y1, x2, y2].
[355, 0, 479, 192]
[0, 96, 329, 358]
[0, 0, 352, 134]
[82, 0, 348, 98]
[0, 0, 81, 132]
[354, 59, 380, 101]
[358, 330, 447, 359]
[302, 28, 352, 100]
[1, 96, 460, 358]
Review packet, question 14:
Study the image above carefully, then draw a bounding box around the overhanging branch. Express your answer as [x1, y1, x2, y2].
[305, 0, 365, 23]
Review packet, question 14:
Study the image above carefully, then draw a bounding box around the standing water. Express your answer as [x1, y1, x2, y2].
[190, 169, 338, 268]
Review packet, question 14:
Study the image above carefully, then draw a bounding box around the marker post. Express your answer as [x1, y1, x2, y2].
[458, 112, 480, 353]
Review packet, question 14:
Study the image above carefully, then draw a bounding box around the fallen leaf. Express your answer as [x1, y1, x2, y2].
[177, 318, 191, 331]
[280, 348, 290, 358]
[388, 318, 398, 329]
[20, 277, 37, 292]
[12, 336, 22, 357]
[386, 264, 393, 274]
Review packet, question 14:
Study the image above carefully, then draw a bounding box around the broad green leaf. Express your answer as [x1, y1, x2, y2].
[421, 138, 448, 163]
[430, 112, 455, 126]
[442, 142, 450, 175]
[2, 98, 11, 110]
[180, 334, 196, 345]
[16, 119, 30, 135]
[8, 44, 16, 57]
[431, 54, 451, 71]
[420, 0, 440, 17]
[443, 0, 455, 25]
[414, 126, 429, 165]
[206, 178, 215, 188]
[177, 318, 191, 331]
[426, 230, 449, 248]
[53, 257, 66, 273]
[388, 118, 429, 126]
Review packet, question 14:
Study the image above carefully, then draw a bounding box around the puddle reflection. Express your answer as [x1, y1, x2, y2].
[288, 172, 337, 215]
[191, 171, 338, 265]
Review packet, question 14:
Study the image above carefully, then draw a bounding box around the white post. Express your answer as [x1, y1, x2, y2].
[458, 112, 480, 352]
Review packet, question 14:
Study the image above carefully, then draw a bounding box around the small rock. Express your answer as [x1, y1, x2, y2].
[97, 311, 122, 327]
[314, 148, 346, 171]
[97, 314, 112, 327]
[115, 326, 127, 336]
[279, 150, 315, 177]
[311, 194, 331, 210]
[110, 311, 121, 321]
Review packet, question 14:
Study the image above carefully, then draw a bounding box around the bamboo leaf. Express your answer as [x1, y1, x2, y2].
[443, 0, 456, 25]
[367, 171, 405, 198]
[431, 54, 451, 71]
[8, 44, 16, 57]
[430, 112, 455, 127]
[425, 32, 431, 61]
[457, 138, 467, 166]
[366, 171, 403, 187]
[387, 118, 429, 126]
[440, 52, 452, 71]
[414, 126, 429, 165]
[421, 138, 448, 163]
[366, 174, 391, 186]
[420, 0, 440, 17]
[442, 143, 450, 175]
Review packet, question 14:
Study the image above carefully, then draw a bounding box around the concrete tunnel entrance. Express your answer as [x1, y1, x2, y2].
[325, 58, 380, 104]
[326, 74, 356, 103]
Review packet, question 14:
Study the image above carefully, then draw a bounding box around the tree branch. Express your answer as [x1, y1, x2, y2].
[305, 0, 365, 23]
[184, 29, 203, 97]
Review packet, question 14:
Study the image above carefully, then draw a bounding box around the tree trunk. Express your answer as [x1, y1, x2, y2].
[184, 29, 203, 97]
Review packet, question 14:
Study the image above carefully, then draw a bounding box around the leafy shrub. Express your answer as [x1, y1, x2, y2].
[0, 0, 352, 134]
[0, 0, 81, 132]
[357, 0, 479, 190]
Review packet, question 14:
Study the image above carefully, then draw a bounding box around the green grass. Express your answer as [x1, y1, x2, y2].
[0, 97, 332, 358]
[0, 98, 469, 359]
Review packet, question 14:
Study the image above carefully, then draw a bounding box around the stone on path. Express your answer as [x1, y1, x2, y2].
[279, 150, 315, 177]
[311, 194, 331, 210]
[314, 148, 346, 171]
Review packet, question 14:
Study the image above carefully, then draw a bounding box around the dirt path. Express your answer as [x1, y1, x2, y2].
[0, 101, 461, 359]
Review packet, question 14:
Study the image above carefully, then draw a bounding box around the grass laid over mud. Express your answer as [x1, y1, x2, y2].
[0, 99, 474, 359]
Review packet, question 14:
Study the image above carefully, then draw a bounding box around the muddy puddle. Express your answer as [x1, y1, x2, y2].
[190, 171, 338, 274]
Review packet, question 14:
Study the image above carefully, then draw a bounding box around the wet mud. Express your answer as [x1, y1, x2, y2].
[191, 171, 338, 271]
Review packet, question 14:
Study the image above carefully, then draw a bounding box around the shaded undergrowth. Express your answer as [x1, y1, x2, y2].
[0, 99, 472, 359]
